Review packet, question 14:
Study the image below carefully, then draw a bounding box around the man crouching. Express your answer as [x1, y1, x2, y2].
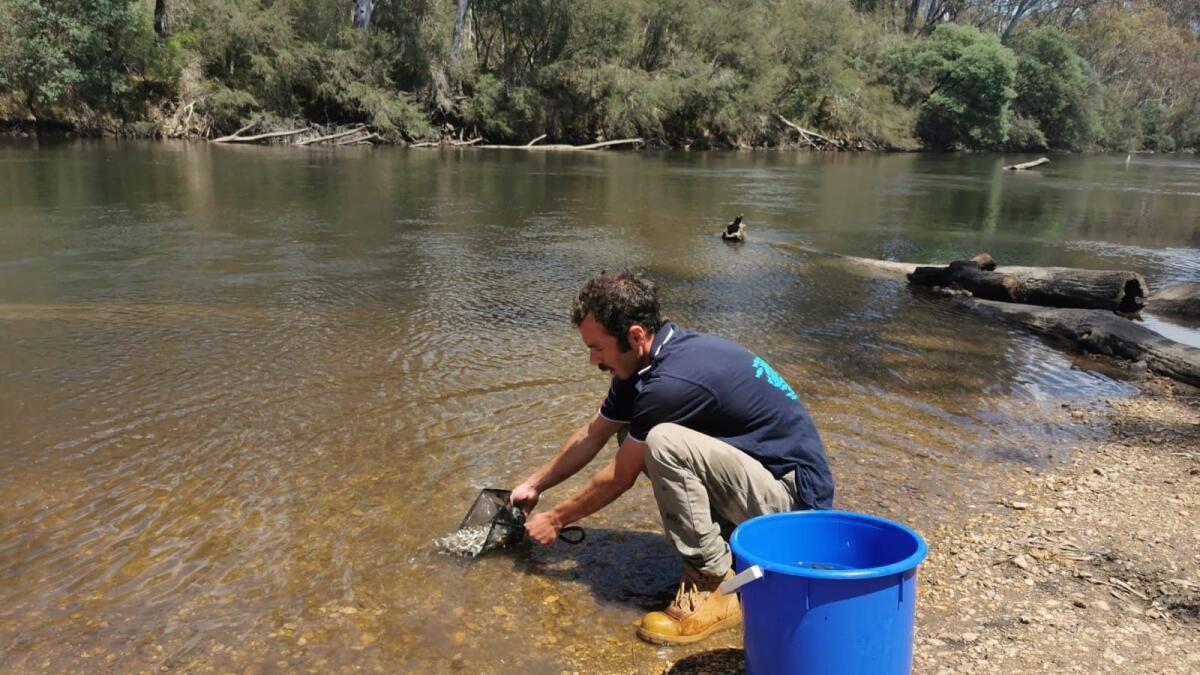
[511, 269, 834, 644]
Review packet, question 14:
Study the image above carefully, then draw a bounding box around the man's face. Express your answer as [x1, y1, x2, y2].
[579, 315, 642, 381]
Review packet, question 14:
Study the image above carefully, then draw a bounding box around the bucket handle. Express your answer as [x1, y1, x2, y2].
[718, 565, 763, 595]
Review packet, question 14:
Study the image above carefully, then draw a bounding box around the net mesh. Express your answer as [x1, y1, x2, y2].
[436, 489, 526, 558]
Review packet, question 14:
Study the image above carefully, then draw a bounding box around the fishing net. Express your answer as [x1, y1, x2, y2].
[436, 488, 585, 558]
[437, 489, 526, 558]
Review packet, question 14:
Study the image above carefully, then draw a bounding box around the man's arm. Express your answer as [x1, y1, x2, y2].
[510, 413, 624, 513]
[525, 436, 647, 545]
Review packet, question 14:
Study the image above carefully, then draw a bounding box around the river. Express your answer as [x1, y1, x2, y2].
[1, 140, 1197, 673]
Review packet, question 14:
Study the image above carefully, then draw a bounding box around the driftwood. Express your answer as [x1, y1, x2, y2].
[1150, 282, 1200, 320]
[774, 243, 1200, 386]
[963, 299, 1200, 387]
[476, 138, 645, 151]
[775, 114, 843, 150]
[909, 258, 1148, 313]
[1004, 157, 1050, 170]
[337, 132, 380, 146]
[297, 125, 367, 146]
[409, 137, 643, 151]
[214, 127, 309, 144]
[774, 243, 921, 277]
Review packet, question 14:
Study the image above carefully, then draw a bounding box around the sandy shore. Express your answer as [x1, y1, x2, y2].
[658, 375, 1198, 674]
[912, 375, 1198, 674]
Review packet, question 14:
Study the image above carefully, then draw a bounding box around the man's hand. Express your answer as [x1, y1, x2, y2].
[510, 482, 540, 515]
[525, 511, 563, 545]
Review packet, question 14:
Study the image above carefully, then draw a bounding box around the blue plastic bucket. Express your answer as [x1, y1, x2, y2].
[723, 510, 928, 675]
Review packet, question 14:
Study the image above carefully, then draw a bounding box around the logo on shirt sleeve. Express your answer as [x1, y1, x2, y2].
[752, 356, 798, 400]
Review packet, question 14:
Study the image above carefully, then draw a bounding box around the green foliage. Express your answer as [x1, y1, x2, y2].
[182, 0, 435, 137]
[0, 0, 166, 122]
[0, 0, 1195, 149]
[1068, 6, 1200, 151]
[1010, 27, 1098, 151]
[0, 0, 82, 116]
[452, 0, 916, 148]
[201, 86, 259, 131]
[886, 24, 1017, 150]
[1004, 114, 1047, 151]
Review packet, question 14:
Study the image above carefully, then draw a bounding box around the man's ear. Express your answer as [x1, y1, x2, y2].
[628, 324, 647, 347]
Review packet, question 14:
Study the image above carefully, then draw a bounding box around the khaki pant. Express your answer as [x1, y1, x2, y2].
[640, 423, 800, 577]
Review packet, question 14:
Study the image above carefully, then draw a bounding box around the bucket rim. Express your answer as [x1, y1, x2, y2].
[730, 510, 928, 580]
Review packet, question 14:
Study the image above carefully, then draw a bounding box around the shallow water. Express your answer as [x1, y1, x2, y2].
[1, 141, 1197, 673]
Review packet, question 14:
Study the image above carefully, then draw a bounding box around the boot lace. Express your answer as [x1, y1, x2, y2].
[670, 569, 720, 614]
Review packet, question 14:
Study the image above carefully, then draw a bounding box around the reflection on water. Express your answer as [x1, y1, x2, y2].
[0, 141, 1196, 673]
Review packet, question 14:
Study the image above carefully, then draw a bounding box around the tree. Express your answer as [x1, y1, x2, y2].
[352, 0, 373, 30]
[0, 0, 157, 125]
[1010, 26, 1098, 150]
[153, 0, 166, 35]
[1069, 5, 1200, 150]
[0, 0, 83, 120]
[885, 23, 1016, 149]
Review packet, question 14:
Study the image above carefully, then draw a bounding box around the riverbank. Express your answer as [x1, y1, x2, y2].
[0, 122, 871, 151]
[912, 374, 1198, 674]
[658, 374, 1199, 674]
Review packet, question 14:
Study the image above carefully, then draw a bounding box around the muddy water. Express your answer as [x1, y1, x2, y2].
[1, 141, 1197, 673]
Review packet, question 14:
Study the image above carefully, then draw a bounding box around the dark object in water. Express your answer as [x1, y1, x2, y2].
[721, 214, 746, 242]
[440, 488, 585, 558]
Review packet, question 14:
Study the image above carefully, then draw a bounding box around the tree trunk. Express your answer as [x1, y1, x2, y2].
[903, 0, 921, 33]
[774, 243, 1198, 386]
[153, 0, 167, 36]
[353, 0, 374, 31]
[1151, 282, 1200, 320]
[908, 259, 1148, 313]
[963, 299, 1200, 387]
[451, 0, 471, 65]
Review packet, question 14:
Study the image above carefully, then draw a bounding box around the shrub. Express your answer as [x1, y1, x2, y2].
[1010, 26, 1098, 150]
[885, 24, 1016, 150]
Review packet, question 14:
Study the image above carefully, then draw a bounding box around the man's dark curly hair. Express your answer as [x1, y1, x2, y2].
[571, 270, 665, 351]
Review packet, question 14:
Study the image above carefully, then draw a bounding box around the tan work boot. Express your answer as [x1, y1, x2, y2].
[636, 567, 742, 645]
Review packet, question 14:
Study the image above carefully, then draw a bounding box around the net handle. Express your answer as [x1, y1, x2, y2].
[558, 526, 585, 545]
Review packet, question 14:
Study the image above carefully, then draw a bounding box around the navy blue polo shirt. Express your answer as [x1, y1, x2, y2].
[599, 323, 834, 510]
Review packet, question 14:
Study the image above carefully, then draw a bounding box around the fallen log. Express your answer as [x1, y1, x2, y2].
[214, 127, 309, 143]
[772, 243, 941, 278]
[909, 259, 1148, 313]
[475, 138, 644, 151]
[296, 124, 367, 146]
[773, 243, 1200, 387]
[774, 114, 842, 149]
[1150, 282, 1200, 320]
[1004, 157, 1050, 170]
[962, 299, 1200, 387]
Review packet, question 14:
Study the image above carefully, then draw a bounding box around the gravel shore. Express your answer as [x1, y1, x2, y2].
[913, 376, 1199, 674]
[660, 375, 1198, 675]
